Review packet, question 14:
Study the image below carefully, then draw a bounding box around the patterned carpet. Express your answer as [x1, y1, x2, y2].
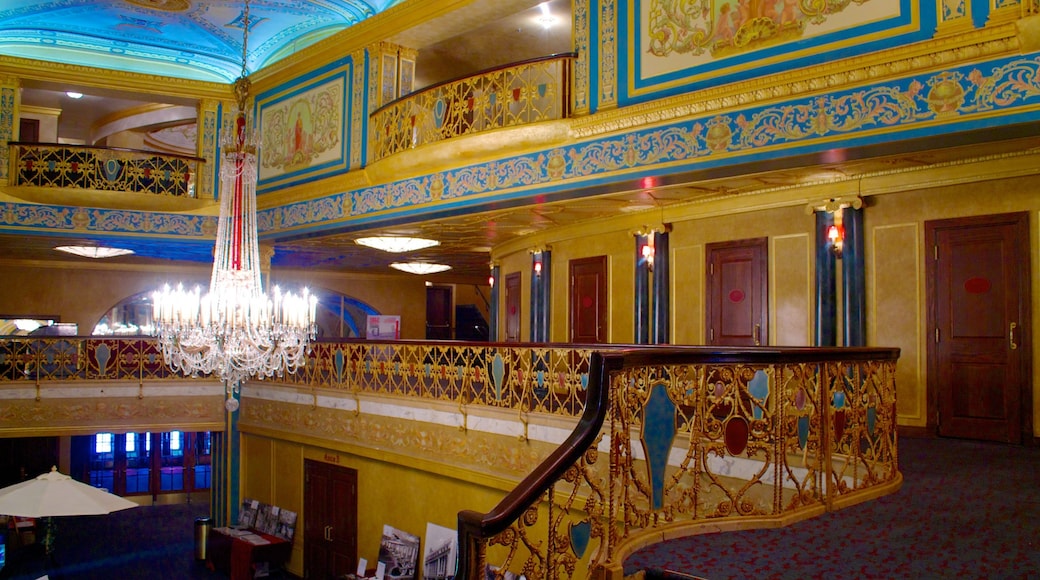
[624, 436, 1040, 579]
[3, 437, 1037, 579]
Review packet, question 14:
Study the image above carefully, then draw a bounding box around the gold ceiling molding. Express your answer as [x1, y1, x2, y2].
[0, 55, 232, 102]
[569, 22, 1024, 140]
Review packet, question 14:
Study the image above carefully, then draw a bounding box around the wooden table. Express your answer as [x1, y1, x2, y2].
[206, 528, 291, 580]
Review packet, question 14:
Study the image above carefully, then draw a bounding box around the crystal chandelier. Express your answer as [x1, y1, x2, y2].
[152, 0, 316, 411]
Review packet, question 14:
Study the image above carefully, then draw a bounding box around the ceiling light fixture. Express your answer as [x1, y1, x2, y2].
[355, 236, 440, 253]
[151, 0, 316, 412]
[390, 262, 452, 275]
[537, 2, 556, 28]
[55, 245, 134, 259]
[65, 91, 83, 99]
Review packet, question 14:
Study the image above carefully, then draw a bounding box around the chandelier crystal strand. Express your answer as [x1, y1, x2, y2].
[152, 0, 316, 410]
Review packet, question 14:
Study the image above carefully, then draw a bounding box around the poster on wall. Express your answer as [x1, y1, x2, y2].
[367, 315, 401, 340]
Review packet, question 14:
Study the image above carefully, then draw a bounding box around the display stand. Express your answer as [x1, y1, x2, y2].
[206, 528, 291, 580]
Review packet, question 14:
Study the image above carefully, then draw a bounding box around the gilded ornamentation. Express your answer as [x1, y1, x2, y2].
[352, 50, 366, 169]
[648, 0, 874, 58]
[370, 55, 575, 162]
[10, 144, 198, 197]
[239, 398, 552, 478]
[0, 83, 14, 182]
[478, 356, 897, 578]
[599, 0, 617, 107]
[572, 0, 591, 114]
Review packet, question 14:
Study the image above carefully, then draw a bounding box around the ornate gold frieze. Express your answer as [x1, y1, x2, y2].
[570, 23, 1024, 139]
[0, 394, 224, 437]
[238, 396, 556, 480]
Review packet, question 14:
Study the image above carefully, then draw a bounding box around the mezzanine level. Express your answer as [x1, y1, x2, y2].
[0, 337, 900, 579]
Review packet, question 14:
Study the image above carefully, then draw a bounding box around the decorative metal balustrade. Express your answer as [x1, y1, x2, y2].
[370, 53, 576, 162]
[458, 347, 901, 580]
[0, 338, 899, 579]
[7, 142, 201, 197]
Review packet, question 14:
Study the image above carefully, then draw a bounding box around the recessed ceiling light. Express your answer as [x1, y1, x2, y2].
[55, 245, 134, 259]
[65, 91, 83, 99]
[355, 236, 440, 253]
[390, 262, 452, 275]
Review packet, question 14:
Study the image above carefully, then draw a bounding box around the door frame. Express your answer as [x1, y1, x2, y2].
[925, 211, 1032, 441]
[705, 237, 768, 346]
[569, 255, 608, 344]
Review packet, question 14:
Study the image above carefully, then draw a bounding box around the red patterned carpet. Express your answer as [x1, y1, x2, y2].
[624, 436, 1040, 579]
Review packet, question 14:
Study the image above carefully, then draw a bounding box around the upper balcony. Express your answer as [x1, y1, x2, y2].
[5, 142, 209, 212]
[369, 53, 576, 164]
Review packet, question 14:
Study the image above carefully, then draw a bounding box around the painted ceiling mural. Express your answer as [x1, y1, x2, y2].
[624, 0, 936, 102]
[0, 0, 405, 82]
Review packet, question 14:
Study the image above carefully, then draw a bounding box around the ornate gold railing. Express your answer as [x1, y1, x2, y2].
[458, 347, 901, 579]
[370, 53, 575, 162]
[0, 339, 899, 579]
[7, 142, 201, 197]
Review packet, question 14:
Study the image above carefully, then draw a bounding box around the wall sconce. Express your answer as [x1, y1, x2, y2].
[533, 260, 542, 275]
[641, 235, 656, 271]
[827, 222, 844, 258]
[532, 250, 544, 276]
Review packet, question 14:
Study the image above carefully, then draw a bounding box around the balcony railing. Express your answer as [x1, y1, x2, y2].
[7, 142, 201, 198]
[457, 346, 901, 579]
[0, 338, 899, 578]
[370, 53, 576, 162]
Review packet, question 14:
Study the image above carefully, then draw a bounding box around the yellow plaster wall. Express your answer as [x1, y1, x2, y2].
[0, 263, 429, 339]
[865, 174, 1040, 431]
[493, 171, 1040, 432]
[241, 432, 506, 578]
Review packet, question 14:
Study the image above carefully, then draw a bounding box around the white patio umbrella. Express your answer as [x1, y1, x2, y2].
[0, 466, 138, 517]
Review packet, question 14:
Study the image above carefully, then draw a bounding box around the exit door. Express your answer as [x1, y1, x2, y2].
[927, 212, 1031, 443]
[305, 460, 358, 578]
[706, 238, 768, 346]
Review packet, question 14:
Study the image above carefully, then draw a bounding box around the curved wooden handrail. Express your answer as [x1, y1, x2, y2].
[454, 345, 900, 580]
[457, 349, 622, 580]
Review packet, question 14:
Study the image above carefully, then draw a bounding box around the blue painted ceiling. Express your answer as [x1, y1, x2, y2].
[0, 0, 405, 82]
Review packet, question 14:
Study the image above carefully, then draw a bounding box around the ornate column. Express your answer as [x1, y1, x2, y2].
[197, 98, 220, 200]
[652, 229, 670, 344]
[814, 210, 838, 346]
[489, 264, 500, 341]
[841, 205, 866, 346]
[0, 75, 20, 184]
[530, 249, 551, 342]
[634, 232, 650, 344]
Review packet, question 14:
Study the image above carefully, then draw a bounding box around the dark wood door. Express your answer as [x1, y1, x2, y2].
[504, 272, 522, 342]
[927, 212, 1031, 443]
[304, 460, 358, 579]
[19, 118, 39, 143]
[426, 285, 453, 339]
[706, 238, 768, 346]
[569, 256, 607, 343]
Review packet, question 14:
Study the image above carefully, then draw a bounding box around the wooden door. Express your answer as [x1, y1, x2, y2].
[706, 238, 768, 346]
[927, 212, 1031, 443]
[504, 272, 522, 342]
[426, 285, 453, 339]
[19, 118, 39, 143]
[304, 460, 358, 579]
[570, 256, 607, 344]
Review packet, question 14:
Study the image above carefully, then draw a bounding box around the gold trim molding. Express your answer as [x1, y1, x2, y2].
[570, 23, 1024, 140]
